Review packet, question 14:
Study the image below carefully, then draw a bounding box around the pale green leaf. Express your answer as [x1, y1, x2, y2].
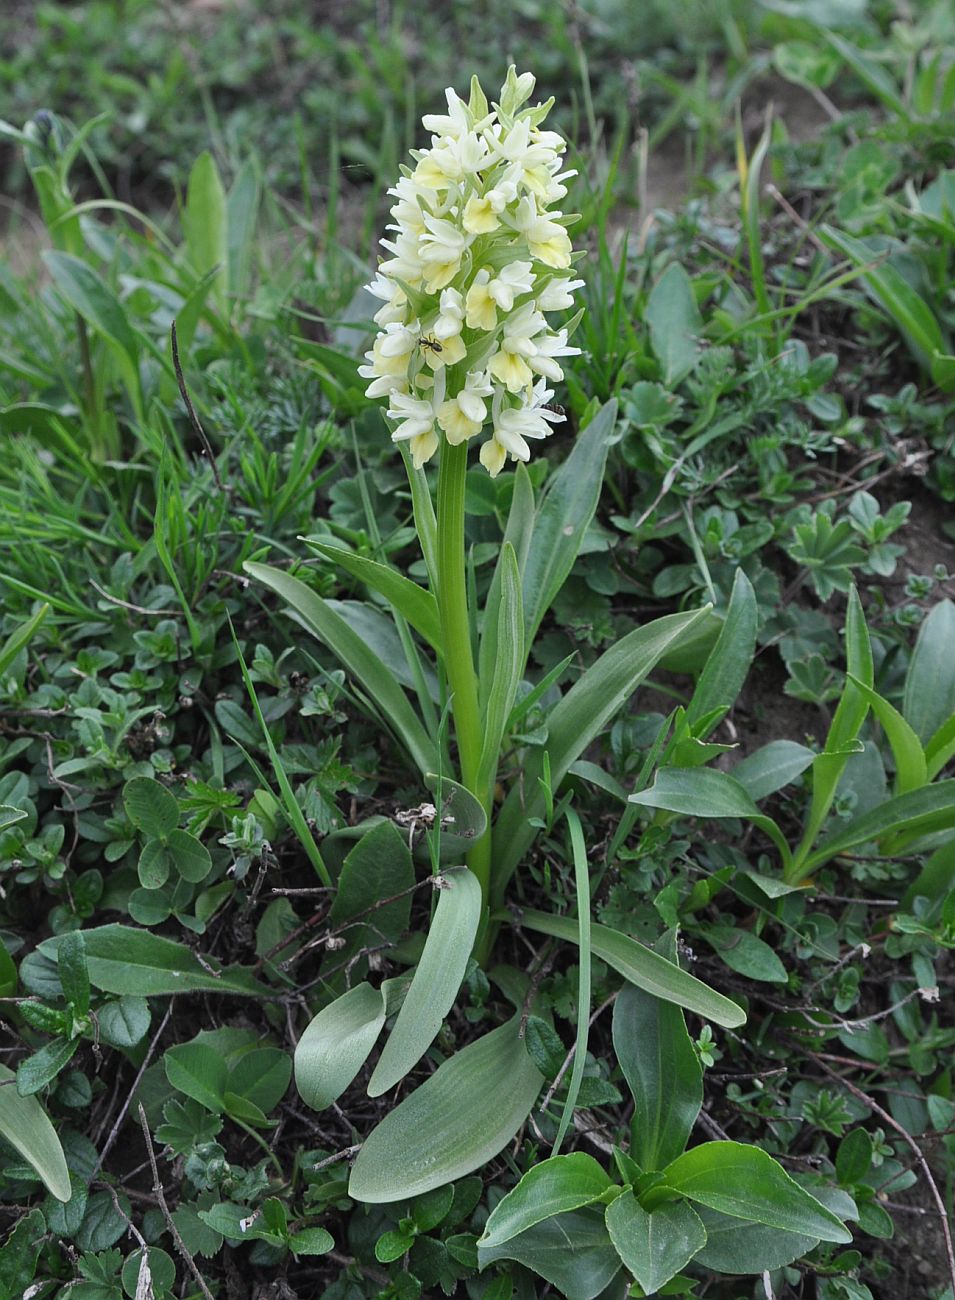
[368, 867, 482, 1096]
[0, 1064, 71, 1201]
[244, 561, 438, 777]
[295, 983, 386, 1112]
[348, 1015, 542, 1203]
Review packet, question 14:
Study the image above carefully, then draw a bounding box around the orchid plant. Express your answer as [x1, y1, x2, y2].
[245, 69, 749, 1202]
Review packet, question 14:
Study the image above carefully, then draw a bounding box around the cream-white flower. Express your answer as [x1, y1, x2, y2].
[363, 67, 584, 474]
[434, 288, 465, 339]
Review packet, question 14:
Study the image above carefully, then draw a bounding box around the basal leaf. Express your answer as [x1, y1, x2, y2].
[0, 1063, 71, 1201]
[348, 1015, 542, 1203]
[368, 867, 482, 1096]
[295, 983, 386, 1112]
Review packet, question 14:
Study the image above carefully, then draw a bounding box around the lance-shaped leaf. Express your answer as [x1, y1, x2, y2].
[521, 400, 615, 648]
[903, 599, 955, 745]
[517, 909, 745, 1028]
[368, 867, 482, 1097]
[305, 540, 442, 652]
[39, 926, 266, 997]
[684, 568, 756, 733]
[244, 561, 438, 778]
[629, 766, 793, 874]
[478, 1206, 621, 1300]
[295, 982, 387, 1111]
[656, 1142, 852, 1242]
[847, 674, 927, 794]
[349, 1015, 543, 1203]
[493, 605, 712, 899]
[605, 1194, 706, 1294]
[804, 779, 955, 872]
[0, 1063, 71, 1202]
[479, 1153, 613, 1249]
[731, 740, 816, 800]
[613, 939, 702, 1170]
[476, 543, 524, 796]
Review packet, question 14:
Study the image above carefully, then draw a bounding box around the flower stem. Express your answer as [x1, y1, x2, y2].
[436, 439, 492, 908]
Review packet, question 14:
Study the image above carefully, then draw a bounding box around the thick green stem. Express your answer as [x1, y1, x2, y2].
[436, 440, 492, 907]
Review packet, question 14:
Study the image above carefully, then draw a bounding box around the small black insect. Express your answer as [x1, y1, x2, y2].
[419, 335, 443, 355]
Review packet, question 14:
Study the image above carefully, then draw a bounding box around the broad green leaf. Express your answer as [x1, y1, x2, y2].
[305, 540, 442, 651]
[903, 600, 955, 744]
[629, 766, 792, 872]
[97, 995, 150, 1049]
[476, 543, 524, 795]
[847, 674, 927, 794]
[16, 1039, 79, 1096]
[226, 157, 261, 299]
[805, 779, 955, 871]
[42, 251, 140, 365]
[925, 713, 955, 783]
[326, 819, 414, 971]
[137, 839, 171, 890]
[902, 838, 955, 911]
[167, 828, 213, 883]
[348, 1016, 543, 1203]
[244, 562, 438, 777]
[613, 949, 702, 1170]
[57, 930, 90, 1016]
[39, 926, 267, 997]
[646, 262, 703, 385]
[792, 587, 872, 876]
[289, 1227, 334, 1256]
[731, 740, 816, 800]
[0, 940, 16, 998]
[836, 1128, 873, 1185]
[123, 777, 179, 838]
[165, 1042, 227, 1113]
[823, 32, 909, 117]
[479, 463, 535, 706]
[0, 805, 28, 833]
[184, 151, 228, 308]
[493, 605, 711, 898]
[295, 983, 386, 1111]
[605, 1194, 706, 1293]
[518, 909, 746, 1028]
[0, 1063, 71, 1201]
[693, 1208, 816, 1274]
[658, 1142, 851, 1242]
[228, 1048, 292, 1114]
[0, 602, 48, 678]
[368, 867, 482, 1096]
[685, 569, 756, 733]
[819, 225, 943, 369]
[479, 1154, 612, 1249]
[702, 925, 788, 983]
[478, 1206, 621, 1300]
[521, 400, 615, 648]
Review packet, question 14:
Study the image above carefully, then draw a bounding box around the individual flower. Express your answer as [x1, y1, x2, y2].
[480, 382, 565, 477]
[362, 67, 584, 473]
